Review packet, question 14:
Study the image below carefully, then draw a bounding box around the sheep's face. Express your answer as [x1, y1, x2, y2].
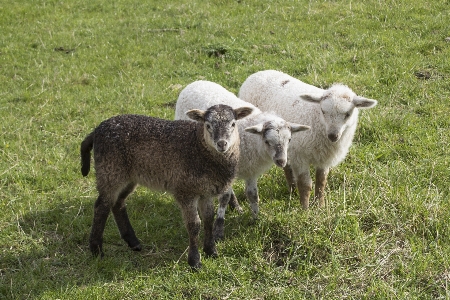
[246, 120, 310, 167]
[319, 92, 357, 143]
[300, 84, 377, 143]
[186, 104, 253, 153]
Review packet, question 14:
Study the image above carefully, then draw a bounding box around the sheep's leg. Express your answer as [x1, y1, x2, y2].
[89, 195, 111, 257]
[213, 188, 232, 241]
[227, 191, 243, 214]
[112, 183, 141, 251]
[283, 165, 296, 194]
[245, 178, 259, 218]
[199, 197, 217, 258]
[178, 197, 202, 269]
[296, 171, 312, 209]
[315, 168, 329, 207]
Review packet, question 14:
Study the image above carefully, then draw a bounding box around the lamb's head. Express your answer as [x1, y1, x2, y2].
[300, 84, 377, 142]
[186, 104, 254, 153]
[245, 117, 310, 167]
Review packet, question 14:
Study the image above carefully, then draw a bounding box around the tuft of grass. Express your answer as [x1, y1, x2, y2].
[1, 0, 450, 299]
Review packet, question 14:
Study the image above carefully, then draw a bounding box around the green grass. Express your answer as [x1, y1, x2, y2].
[1, 0, 450, 298]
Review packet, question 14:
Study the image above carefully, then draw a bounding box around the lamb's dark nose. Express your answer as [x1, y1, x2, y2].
[328, 133, 339, 142]
[217, 140, 228, 151]
[275, 158, 287, 167]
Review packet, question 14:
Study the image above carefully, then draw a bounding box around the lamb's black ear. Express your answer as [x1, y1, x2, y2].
[186, 109, 206, 122]
[300, 94, 322, 103]
[234, 107, 253, 120]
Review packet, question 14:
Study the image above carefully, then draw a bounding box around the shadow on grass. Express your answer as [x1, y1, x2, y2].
[0, 192, 200, 299]
[1, 182, 320, 299]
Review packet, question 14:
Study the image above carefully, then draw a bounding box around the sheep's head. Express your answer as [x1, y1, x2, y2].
[245, 118, 310, 167]
[186, 104, 253, 153]
[300, 84, 377, 142]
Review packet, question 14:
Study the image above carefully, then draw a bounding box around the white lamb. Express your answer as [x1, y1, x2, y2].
[238, 70, 377, 209]
[175, 80, 309, 240]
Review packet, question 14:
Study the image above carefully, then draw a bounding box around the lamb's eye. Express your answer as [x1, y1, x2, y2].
[265, 141, 270, 146]
[288, 138, 292, 143]
[345, 112, 351, 119]
[231, 122, 236, 127]
[206, 124, 211, 130]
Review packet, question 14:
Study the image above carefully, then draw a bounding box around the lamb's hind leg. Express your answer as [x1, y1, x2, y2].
[227, 191, 243, 214]
[178, 196, 202, 269]
[89, 194, 111, 257]
[315, 168, 329, 207]
[296, 171, 312, 210]
[112, 183, 141, 251]
[283, 165, 296, 194]
[245, 178, 259, 218]
[199, 196, 217, 258]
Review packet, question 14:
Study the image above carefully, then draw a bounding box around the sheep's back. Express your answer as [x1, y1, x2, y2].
[175, 80, 260, 121]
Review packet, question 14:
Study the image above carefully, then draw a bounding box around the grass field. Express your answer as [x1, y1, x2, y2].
[1, 0, 450, 299]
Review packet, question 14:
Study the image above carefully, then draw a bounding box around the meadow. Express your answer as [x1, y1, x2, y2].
[1, 0, 450, 298]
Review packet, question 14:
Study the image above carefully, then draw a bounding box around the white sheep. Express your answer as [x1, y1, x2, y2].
[175, 80, 309, 240]
[238, 70, 377, 209]
[81, 104, 253, 269]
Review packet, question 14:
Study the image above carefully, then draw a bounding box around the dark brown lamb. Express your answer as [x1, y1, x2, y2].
[80, 104, 253, 269]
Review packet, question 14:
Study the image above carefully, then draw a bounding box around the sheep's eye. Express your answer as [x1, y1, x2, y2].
[265, 141, 270, 146]
[206, 124, 211, 130]
[231, 122, 236, 127]
[345, 112, 351, 119]
[288, 138, 292, 143]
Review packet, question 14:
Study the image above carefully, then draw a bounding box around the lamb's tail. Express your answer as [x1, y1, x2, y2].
[80, 132, 94, 177]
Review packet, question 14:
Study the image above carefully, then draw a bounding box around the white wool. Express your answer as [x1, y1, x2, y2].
[176, 80, 286, 180]
[238, 70, 362, 171]
[175, 80, 310, 222]
[239, 70, 358, 171]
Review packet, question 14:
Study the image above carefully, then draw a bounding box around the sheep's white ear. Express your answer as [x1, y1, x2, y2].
[353, 96, 378, 109]
[300, 94, 322, 103]
[245, 123, 264, 134]
[289, 123, 310, 133]
[186, 109, 206, 122]
[234, 107, 253, 120]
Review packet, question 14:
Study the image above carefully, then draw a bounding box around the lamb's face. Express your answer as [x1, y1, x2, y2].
[300, 84, 377, 143]
[319, 91, 357, 143]
[263, 123, 292, 167]
[246, 119, 310, 167]
[203, 107, 239, 153]
[186, 104, 254, 153]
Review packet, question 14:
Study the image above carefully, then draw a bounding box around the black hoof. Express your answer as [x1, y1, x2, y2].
[131, 244, 142, 251]
[90, 244, 104, 258]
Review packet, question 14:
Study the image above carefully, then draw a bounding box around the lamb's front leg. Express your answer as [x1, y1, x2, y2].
[199, 196, 218, 258]
[296, 171, 312, 210]
[213, 188, 233, 241]
[245, 178, 259, 218]
[178, 196, 202, 269]
[315, 167, 329, 207]
[283, 165, 296, 194]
